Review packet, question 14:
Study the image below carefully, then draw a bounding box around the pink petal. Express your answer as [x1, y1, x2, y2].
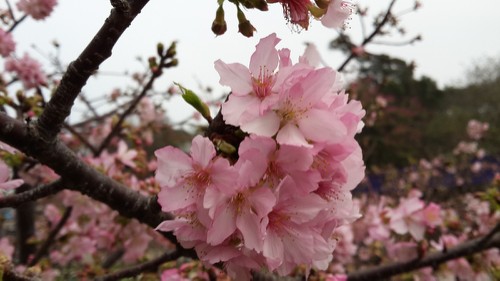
[240, 111, 280, 137]
[214, 60, 253, 95]
[277, 145, 313, 171]
[276, 123, 311, 147]
[221, 94, 260, 127]
[237, 211, 263, 252]
[263, 230, 284, 270]
[249, 187, 276, 218]
[249, 33, 280, 75]
[190, 136, 215, 168]
[155, 146, 192, 188]
[0, 179, 24, 190]
[298, 108, 346, 143]
[207, 205, 236, 245]
[157, 186, 195, 212]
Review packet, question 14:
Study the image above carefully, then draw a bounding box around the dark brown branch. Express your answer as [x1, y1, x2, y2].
[78, 93, 100, 118]
[338, 0, 397, 72]
[94, 251, 179, 281]
[0, 180, 65, 208]
[34, 0, 151, 143]
[15, 183, 36, 264]
[28, 207, 73, 266]
[102, 247, 125, 269]
[347, 228, 500, 281]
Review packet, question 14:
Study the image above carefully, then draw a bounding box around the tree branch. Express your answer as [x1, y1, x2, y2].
[34, 0, 151, 143]
[94, 251, 179, 281]
[347, 227, 500, 281]
[0, 112, 189, 248]
[28, 207, 73, 266]
[0, 180, 65, 208]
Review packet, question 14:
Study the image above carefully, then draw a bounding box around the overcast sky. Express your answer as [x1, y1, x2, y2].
[9, 0, 500, 122]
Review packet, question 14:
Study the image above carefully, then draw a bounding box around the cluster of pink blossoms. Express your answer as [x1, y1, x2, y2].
[155, 33, 365, 279]
[268, 0, 355, 30]
[4, 53, 47, 89]
[0, 28, 16, 57]
[17, 0, 58, 20]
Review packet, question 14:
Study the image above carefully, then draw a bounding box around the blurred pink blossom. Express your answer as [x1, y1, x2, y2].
[17, 0, 58, 20]
[5, 53, 47, 89]
[0, 28, 15, 57]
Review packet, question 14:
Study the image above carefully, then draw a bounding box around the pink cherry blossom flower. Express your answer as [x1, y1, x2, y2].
[5, 53, 47, 89]
[241, 66, 347, 147]
[389, 196, 426, 240]
[0, 159, 24, 190]
[321, 0, 355, 29]
[0, 237, 14, 260]
[155, 135, 236, 212]
[238, 135, 320, 193]
[267, 0, 312, 29]
[262, 177, 330, 274]
[217, 33, 282, 126]
[0, 28, 15, 57]
[203, 159, 276, 251]
[17, 0, 58, 20]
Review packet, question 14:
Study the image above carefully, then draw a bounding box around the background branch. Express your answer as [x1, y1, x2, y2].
[28, 207, 73, 266]
[0, 180, 65, 208]
[94, 251, 179, 281]
[34, 0, 151, 143]
[347, 228, 500, 281]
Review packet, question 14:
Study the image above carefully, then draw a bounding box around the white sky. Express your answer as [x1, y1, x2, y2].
[7, 0, 500, 122]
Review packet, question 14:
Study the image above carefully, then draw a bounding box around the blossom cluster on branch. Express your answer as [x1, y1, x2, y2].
[155, 33, 366, 279]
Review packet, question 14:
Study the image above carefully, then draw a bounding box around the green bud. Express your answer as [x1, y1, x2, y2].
[237, 8, 256, 37]
[175, 83, 212, 122]
[212, 5, 227, 36]
[252, 0, 268, 11]
[166, 41, 177, 58]
[239, 0, 255, 9]
[215, 139, 237, 155]
[314, 0, 329, 9]
[148, 57, 158, 69]
[157, 43, 164, 56]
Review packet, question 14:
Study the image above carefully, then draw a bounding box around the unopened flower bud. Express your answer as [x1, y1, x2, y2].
[252, 0, 268, 11]
[157, 43, 164, 56]
[314, 0, 329, 9]
[237, 8, 256, 37]
[239, 0, 255, 9]
[148, 57, 158, 69]
[212, 5, 227, 36]
[166, 41, 177, 58]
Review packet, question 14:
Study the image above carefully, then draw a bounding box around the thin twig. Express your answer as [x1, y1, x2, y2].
[94, 54, 173, 156]
[94, 251, 179, 281]
[34, 0, 152, 143]
[0, 180, 65, 208]
[28, 206, 73, 266]
[8, 14, 28, 33]
[338, 0, 398, 72]
[63, 123, 98, 154]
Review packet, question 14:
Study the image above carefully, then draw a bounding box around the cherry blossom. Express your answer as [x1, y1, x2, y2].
[0, 159, 24, 190]
[17, 0, 58, 20]
[0, 28, 15, 57]
[4, 53, 47, 89]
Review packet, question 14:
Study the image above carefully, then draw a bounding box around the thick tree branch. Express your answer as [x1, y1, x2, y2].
[15, 184, 36, 264]
[347, 228, 500, 281]
[338, 0, 397, 72]
[94, 251, 179, 281]
[0, 180, 65, 208]
[34, 0, 151, 143]
[28, 207, 73, 266]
